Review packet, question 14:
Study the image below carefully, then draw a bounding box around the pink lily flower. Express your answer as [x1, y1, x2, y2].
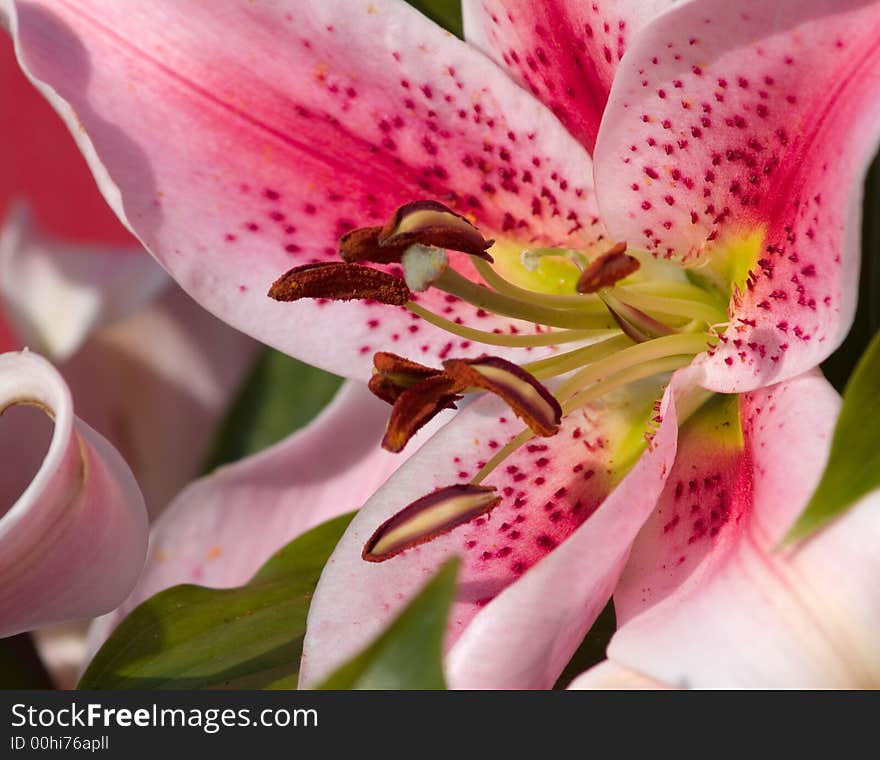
[0, 350, 147, 638]
[5, 0, 878, 688]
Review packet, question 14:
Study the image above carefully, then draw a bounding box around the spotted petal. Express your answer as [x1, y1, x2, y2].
[0, 350, 147, 638]
[463, 0, 680, 152]
[300, 370, 686, 689]
[4, 0, 601, 379]
[595, 0, 880, 392]
[601, 371, 880, 687]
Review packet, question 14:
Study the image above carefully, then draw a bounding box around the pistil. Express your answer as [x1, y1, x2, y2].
[266, 199, 734, 562]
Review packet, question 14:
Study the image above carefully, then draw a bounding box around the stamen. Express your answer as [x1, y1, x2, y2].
[406, 302, 612, 348]
[434, 269, 618, 330]
[576, 243, 641, 293]
[598, 290, 676, 343]
[522, 334, 633, 380]
[268, 262, 411, 306]
[369, 352, 444, 405]
[380, 200, 494, 261]
[401, 245, 449, 291]
[363, 484, 501, 562]
[555, 332, 711, 402]
[470, 352, 697, 486]
[339, 226, 404, 264]
[443, 356, 562, 437]
[382, 374, 463, 453]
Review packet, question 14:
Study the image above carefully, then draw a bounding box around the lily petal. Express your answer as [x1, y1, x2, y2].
[463, 0, 679, 152]
[568, 659, 670, 689]
[60, 286, 260, 516]
[300, 370, 684, 688]
[0, 203, 167, 361]
[595, 0, 880, 392]
[4, 0, 600, 378]
[0, 350, 147, 638]
[0, 31, 132, 244]
[87, 380, 434, 651]
[446, 376, 680, 689]
[607, 371, 880, 687]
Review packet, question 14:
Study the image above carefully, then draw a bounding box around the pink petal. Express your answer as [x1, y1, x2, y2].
[0, 202, 167, 360]
[609, 371, 880, 687]
[463, 0, 679, 152]
[87, 380, 427, 653]
[6, 0, 600, 378]
[595, 0, 880, 392]
[0, 350, 148, 637]
[0, 32, 133, 244]
[568, 659, 670, 689]
[300, 369, 687, 688]
[61, 286, 260, 517]
[446, 376, 681, 689]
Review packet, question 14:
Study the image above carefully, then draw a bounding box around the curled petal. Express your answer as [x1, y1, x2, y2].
[595, 0, 880, 391]
[0, 350, 147, 638]
[5, 0, 598, 377]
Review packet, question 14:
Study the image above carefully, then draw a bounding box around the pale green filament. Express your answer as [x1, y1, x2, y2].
[612, 286, 728, 326]
[470, 353, 698, 485]
[406, 302, 616, 348]
[434, 269, 618, 330]
[523, 334, 634, 380]
[473, 258, 724, 316]
[555, 332, 711, 401]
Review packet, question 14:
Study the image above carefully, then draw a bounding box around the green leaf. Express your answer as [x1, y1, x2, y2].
[314, 558, 459, 690]
[406, 0, 463, 38]
[201, 349, 342, 473]
[78, 513, 354, 690]
[786, 329, 880, 543]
